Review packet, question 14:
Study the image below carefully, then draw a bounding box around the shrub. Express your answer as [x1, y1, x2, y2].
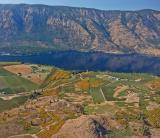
[145, 108, 160, 128]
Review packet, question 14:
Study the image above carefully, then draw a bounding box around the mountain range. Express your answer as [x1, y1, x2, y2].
[0, 4, 160, 55]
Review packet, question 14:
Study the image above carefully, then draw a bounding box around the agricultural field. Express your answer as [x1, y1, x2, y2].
[0, 96, 28, 112]
[0, 63, 53, 113]
[0, 67, 38, 94]
[4, 64, 52, 85]
[0, 65, 160, 137]
[0, 62, 21, 66]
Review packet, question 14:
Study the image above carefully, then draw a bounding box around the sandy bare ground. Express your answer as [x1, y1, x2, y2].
[65, 93, 93, 104]
[28, 73, 45, 84]
[125, 93, 139, 103]
[0, 92, 30, 100]
[150, 128, 160, 138]
[99, 101, 116, 106]
[0, 94, 20, 100]
[8, 134, 37, 138]
[113, 85, 129, 98]
[146, 102, 160, 111]
[4, 64, 32, 75]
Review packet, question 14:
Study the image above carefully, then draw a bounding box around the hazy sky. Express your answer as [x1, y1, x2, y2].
[0, 0, 159, 10]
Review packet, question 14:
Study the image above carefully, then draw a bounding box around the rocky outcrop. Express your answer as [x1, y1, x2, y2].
[0, 4, 160, 55]
[52, 115, 110, 138]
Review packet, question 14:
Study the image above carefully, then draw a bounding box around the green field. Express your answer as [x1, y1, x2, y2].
[107, 72, 154, 81]
[89, 88, 105, 103]
[0, 62, 21, 66]
[0, 96, 28, 112]
[0, 68, 38, 94]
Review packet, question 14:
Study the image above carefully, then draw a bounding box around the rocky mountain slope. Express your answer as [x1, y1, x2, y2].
[0, 4, 160, 55]
[53, 115, 109, 138]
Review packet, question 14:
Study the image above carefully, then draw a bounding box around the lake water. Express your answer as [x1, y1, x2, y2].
[0, 51, 160, 75]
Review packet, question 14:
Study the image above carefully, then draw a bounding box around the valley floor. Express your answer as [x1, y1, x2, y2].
[0, 62, 160, 138]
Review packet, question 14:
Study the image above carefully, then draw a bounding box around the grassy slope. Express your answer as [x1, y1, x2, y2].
[0, 68, 38, 94]
[0, 62, 21, 66]
[0, 96, 28, 112]
[0, 66, 38, 112]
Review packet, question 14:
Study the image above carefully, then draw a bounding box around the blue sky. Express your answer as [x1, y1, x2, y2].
[0, 0, 159, 10]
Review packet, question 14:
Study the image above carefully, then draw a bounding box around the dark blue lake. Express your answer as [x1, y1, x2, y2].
[0, 51, 160, 75]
